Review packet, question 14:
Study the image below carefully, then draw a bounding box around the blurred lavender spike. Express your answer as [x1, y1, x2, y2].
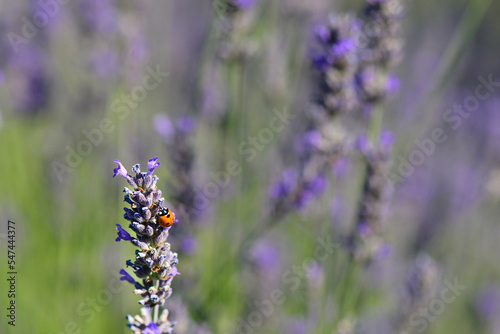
[355, 0, 403, 107]
[393, 253, 441, 332]
[214, 0, 259, 60]
[153, 114, 202, 224]
[310, 14, 360, 117]
[348, 132, 393, 263]
[269, 124, 348, 218]
[154, 114, 203, 255]
[474, 285, 500, 323]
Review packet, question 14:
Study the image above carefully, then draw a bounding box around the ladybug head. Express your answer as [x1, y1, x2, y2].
[159, 208, 171, 217]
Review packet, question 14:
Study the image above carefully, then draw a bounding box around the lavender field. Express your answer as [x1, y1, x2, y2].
[0, 0, 499, 333]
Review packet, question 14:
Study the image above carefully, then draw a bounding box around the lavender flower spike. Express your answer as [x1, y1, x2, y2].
[114, 158, 178, 333]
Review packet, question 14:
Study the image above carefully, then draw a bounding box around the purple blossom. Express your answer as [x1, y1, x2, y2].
[180, 237, 198, 254]
[284, 318, 307, 334]
[475, 286, 500, 321]
[386, 74, 400, 94]
[170, 210, 179, 225]
[153, 114, 174, 141]
[294, 174, 326, 210]
[331, 38, 355, 57]
[115, 224, 133, 242]
[314, 25, 330, 43]
[269, 168, 298, 199]
[311, 54, 328, 71]
[79, 0, 117, 35]
[298, 130, 322, 153]
[143, 322, 160, 334]
[147, 157, 160, 176]
[305, 173, 326, 194]
[113, 160, 129, 179]
[375, 243, 393, 260]
[169, 266, 180, 277]
[333, 157, 348, 177]
[177, 116, 196, 133]
[119, 269, 137, 285]
[234, 0, 256, 10]
[380, 131, 394, 151]
[251, 240, 280, 271]
[357, 134, 370, 153]
[357, 221, 372, 237]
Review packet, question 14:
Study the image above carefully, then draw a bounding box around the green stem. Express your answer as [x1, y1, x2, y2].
[368, 105, 384, 143]
[153, 280, 160, 323]
[336, 256, 357, 321]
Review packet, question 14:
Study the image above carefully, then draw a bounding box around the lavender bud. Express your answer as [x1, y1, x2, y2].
[152, 190, 162, 203]
[151, 175, 159, 188]
[137, 193, 149, 206]
[133, 289, 147, 295]
[141, 207, 151, 220]
[150, 205, 160, 217]
[132, 239, 149, 250]
[143, 174, 152, 189]
[143, 225, 154, 236]
[145, 258, 154, 268]
[129, 222, 145, 234]
[133, 212, 145, 223]
[154, 228, 169, 245]
[131, 164, 141, 175]
[123, 208, 135, 220]
[135, 172, 144, 188]
[157, 268, 168, 279]
[124, 194, 134, 205]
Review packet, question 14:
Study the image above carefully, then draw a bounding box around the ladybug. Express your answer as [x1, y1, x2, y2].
[157, 208, 174, 228]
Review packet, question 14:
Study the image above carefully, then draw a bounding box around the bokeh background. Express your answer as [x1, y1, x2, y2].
[0, 0, 499, 333]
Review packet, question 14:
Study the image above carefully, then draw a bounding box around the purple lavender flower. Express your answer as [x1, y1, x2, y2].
[153, 114, 175, 142]
[114, 158, 178, 333]
[177, 116, 196, 134]
[474, 286, 500, 322]
[116, 224, 133, 242]
[349, 133, 393, 262]
[311, 15, 360, 116]
[355, 0, 403, 107]
[269, 168, 298, 200]
[78, 0, 118, 35]
[295, 173, 327, 210]
[7, 44, 51, 115]
[153, 114, 203, 223]
[147, 157, 160, 176]
[119, 269, 138, 286]
[113, 160, 129, 179]
[393, 253, 440, 332]
[251, 240, 280, 271]
[234, 0, 256, 10]
[127, 308, 175, 334]
[143, 322, 160, 334]
[180, 237, 198, 254]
